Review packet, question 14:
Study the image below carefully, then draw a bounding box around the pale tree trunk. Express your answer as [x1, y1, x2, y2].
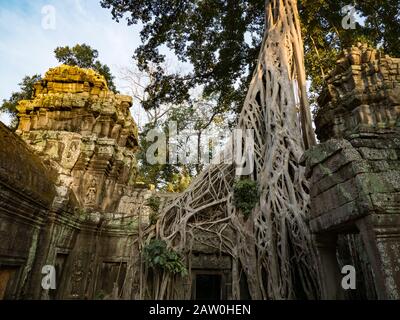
[237, 0, 319, 299]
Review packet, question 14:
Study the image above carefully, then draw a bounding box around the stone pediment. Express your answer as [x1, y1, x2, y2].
[15, 65, 141, 213]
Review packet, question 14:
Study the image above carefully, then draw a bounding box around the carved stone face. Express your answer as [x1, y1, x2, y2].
[90, 179, 96, 187]
[121, 102, 131, 118]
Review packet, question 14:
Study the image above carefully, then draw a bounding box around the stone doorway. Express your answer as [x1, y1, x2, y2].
[195, 274, 222, 300]
[192, 271, 227, 300]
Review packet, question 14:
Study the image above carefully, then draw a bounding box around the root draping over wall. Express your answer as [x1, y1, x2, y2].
[137, 0, 321, 300]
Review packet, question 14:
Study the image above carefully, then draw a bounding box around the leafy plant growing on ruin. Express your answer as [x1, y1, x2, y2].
[233, 179, 259, 218]
[147, 195, 161, 225]
[143, 239, 187, 276]
[95, 290, 106, 300]
[147, 195, 161, 212]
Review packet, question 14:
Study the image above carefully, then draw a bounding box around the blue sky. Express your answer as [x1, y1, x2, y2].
[0, 0, 149, 124]
[0, 1, 366, 126]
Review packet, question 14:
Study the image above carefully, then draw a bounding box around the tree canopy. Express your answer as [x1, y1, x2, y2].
[135, 95, 230, 191]
[0, 74, 42, 129]
[101, 0, 400, 112]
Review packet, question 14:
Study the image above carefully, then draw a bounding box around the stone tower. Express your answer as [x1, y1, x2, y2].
[0, 65, 159, 299]
[16, 65, 140, 213]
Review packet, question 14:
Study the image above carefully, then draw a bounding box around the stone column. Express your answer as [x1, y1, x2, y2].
[303, 43, 400, 299]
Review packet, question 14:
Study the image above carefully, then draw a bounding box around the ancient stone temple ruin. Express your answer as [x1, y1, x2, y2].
[0, 65, 158, 299]
[0, 43, 400, 300]
[303, 43, 400, 299]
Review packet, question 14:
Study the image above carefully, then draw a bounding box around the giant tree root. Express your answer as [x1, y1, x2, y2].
[137, 0, 321, 300]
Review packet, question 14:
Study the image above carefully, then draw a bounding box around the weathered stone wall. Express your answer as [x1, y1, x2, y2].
[0, 66, 163, 300]
[304, 43, 400, 299]
[0, 122, 56, 299]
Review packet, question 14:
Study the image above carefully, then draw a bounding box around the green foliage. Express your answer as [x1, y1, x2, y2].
[149, 211, 159, 226]
[101, 0, 263, 114]
[143, 239, 187, 276]
[147, 195, 161, 212]
[0, 74, 42, 128]
[136, 121, 181, 190]
[147, 195, 161, 225]
[135, 94, 231, 190]
[95, 290, 106, 300]
[77, 208, 91, 221]
[101, 0, 400, 114]
[233, 179, 259, 218]
[54, 43, 117, 92]
[300, 0, 400, 107]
